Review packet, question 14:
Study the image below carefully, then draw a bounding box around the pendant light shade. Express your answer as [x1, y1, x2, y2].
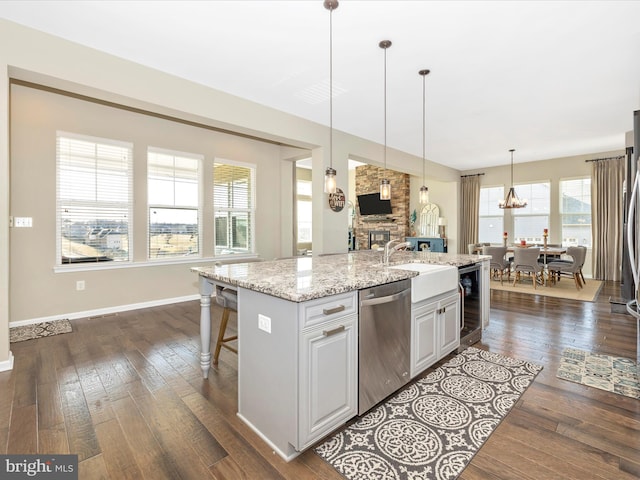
[498, 149, 528, 209]
[419, 185, 429, 204]
[379, 40, 392, 200]
[323, 0, 339, 194]
[418, 69, 430, 205]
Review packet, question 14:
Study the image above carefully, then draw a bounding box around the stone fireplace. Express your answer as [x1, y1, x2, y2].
[354, 165, 410, 250]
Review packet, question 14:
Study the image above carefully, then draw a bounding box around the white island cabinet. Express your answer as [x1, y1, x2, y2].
[410, 290, 460, 378]
[237, 287, 358, 461]
[192, 250, 490, 462]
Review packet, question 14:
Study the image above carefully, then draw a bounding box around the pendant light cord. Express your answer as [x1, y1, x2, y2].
[510, 149, 514, 186]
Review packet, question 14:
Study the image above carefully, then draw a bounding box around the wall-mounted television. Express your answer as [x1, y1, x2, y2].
[357, 193, 393, 216]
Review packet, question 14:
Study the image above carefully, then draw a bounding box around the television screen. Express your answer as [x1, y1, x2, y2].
[357, 193, 392, 215]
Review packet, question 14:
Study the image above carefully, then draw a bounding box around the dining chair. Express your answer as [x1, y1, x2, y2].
[483, 245, 511, 285]
[512, 247, 543, 289]
[468, 242, 490, 255]
[547, 246, 585, 290]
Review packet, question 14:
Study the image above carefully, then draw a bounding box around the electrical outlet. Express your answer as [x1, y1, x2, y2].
[76, 280, 85, 291]
[258, 314, 271, 333]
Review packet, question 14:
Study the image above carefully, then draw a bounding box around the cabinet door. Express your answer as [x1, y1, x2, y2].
[411, 300, 438, 378]
[298, 314, 357, 449]
[439, 292, 460, 358]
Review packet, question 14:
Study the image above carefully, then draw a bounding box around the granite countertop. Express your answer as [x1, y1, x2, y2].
[192, 250, 488, 302]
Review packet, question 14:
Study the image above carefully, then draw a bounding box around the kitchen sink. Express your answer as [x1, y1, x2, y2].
[388, 263, 458, 302]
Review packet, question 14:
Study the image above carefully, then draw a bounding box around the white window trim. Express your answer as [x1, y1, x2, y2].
[56, 131, 134, 268]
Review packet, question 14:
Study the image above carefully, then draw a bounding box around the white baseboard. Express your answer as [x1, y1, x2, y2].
[0, 351, 14, 372]
[9, 294, 200, 328]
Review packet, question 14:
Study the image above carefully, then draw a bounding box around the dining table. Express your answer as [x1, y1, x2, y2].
[477, 244, 568, 286]
[511, 245, 567, 286]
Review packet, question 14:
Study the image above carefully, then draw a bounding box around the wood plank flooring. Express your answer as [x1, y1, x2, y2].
[1, 281, 638, 479]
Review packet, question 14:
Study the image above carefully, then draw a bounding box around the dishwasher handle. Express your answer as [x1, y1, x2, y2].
[360, 288, 410, 307]
[459, 282, 465, 331]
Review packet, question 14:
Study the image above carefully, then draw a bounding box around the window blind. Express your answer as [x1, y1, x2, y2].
[56, 132, 133, 264]
[148, 148, 201, 259]
[213, 161, 255, 255]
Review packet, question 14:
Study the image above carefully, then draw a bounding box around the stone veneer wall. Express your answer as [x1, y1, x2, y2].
[354, 165, 410, 250]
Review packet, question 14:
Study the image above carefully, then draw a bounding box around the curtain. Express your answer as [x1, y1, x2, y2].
[591, 158, 624, 280]
[459, 175, 481, 253]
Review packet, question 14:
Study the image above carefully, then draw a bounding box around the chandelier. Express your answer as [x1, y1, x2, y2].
[498, 149, 528, 209]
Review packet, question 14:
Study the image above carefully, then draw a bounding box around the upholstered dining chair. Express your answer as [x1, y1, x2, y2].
[468, 243, 490, 255]
[483, 245, 511, 285]
[512, 247, 543, 289]
[547, 246, 586, 290]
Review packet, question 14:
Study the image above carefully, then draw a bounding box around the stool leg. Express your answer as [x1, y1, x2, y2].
[213, 307, 231, 365]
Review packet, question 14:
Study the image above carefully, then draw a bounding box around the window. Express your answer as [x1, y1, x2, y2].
[148, 148, 201, 259]
[512, 182, 550, 243]
[213, 161, 256, 256]
[479, 186, 504, 243]
[560, 178, 592, 247]
[296, 166, 312, 251]
[57, 132, 133, 264]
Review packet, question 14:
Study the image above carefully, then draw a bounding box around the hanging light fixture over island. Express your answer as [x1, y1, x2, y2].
[418, 69, 431, 204]
[379, 39, 392, 200]
[323, 0, 339, 194]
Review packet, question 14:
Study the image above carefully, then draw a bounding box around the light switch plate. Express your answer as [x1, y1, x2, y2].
[14, 217, 33, 228]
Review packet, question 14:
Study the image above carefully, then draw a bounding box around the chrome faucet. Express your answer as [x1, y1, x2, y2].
[383, 239, 412, 265]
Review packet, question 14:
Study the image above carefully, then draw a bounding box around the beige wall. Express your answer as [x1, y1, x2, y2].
[9, 83, 292, 321]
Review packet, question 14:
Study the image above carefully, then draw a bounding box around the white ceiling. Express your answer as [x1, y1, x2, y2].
[1, 0, 639, 170]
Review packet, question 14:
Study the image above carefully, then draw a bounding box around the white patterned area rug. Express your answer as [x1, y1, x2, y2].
[314, 346, 543, 480]
[557, 347, 639, 399]
[9, 319, 73, 343]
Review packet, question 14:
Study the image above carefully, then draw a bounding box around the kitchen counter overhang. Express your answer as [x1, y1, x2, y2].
[192, 250, 489, 302]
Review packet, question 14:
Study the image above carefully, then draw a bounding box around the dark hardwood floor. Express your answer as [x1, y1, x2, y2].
[1, 281, 638, 479]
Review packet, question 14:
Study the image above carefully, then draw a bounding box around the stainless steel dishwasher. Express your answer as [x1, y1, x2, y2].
[358, 278, 411, 415]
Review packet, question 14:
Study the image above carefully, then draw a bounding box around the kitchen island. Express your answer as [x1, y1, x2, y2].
[192, 250, 489, 460]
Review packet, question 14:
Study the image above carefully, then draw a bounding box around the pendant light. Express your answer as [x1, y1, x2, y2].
[498, 148, 528, 209]
[379, 40, 392, 200]
[323, 0, 339, 194]
[418, 69, 430, 204]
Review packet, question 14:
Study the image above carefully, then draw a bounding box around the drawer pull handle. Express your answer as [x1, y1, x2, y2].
[323, 305, 345, 315]
[323, 325, 345, 337]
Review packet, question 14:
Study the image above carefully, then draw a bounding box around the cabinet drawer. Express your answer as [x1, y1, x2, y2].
[299, 291, 358, 330]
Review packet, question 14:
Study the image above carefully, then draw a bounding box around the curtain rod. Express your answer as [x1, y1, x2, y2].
[585, 155, 624, 163]
[460, 173, 485, 178]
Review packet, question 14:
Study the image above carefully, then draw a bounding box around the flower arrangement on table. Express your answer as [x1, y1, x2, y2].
[543, 228, 548, 248]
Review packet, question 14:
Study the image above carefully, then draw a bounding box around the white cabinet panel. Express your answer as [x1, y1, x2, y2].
[298, 314, 357, 449]
[410, 290, 460, 378]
